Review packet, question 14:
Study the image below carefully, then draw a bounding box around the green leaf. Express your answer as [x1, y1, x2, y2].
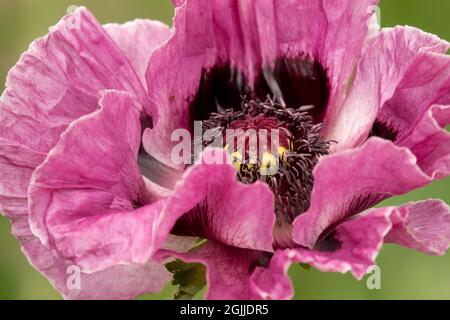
[166, 260, 207, 300]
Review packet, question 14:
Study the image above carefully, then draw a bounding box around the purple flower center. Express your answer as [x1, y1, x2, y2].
[188, 56, 333, 226]
[202, 98, 331, 224]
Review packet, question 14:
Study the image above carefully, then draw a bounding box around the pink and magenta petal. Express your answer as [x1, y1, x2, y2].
[250, 250, 294, 300]
[0, 6, 148, 155]
[0, 6, 149, 220]
[105, 19, 172, 88]
[29, 90, 155, 272]
[0, 138, 45, 218]
[290, 207, 393, 279]
[377, 52, 450, 140]
[326, 26, 450, 151]
[273, 200, 450, 286]
[386, 200, 450, 256]
[293, 138, 431, 249]
[399, 105, 450, 179]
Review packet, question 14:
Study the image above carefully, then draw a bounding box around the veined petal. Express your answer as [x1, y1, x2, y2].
[105, 19, 172, 88]
[29, 90, 155, 272]
[0, 6, 148, 155]
[327, 26, 450, 151]
[399, 105, 450, 179]
[377, 52, 450, 139]
[250, 250, 294, 300]
[293, 138, 431, 249]
[0, 137, 46, 217]
[376, 51, 450, 178]
[290, 207, 393, 279]
[0, 6, 149, 220]
[386, 200, 450, 256]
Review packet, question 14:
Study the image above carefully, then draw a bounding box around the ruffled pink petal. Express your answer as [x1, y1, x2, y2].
[377, 52, 449, 135]
[28, 90, 158, 272]
[386, 200, 450, 256]
[0, 7, 170, 298]
[145, 0, 378, 167]
[398, 105, 450, 179]
[376, 51, 450, 178]
[0, 6, 148, 155]
[326, 26, 450, 151]
[250, 251, 294, 300]
[0, 6, 149, 220]
[293, 138, 431, 249]
[12, 216, 170, 300]
[264, 200, 450, 289]
[0, 137, 45, 217]
[290, 207, 393, 279]
[105, 19, 171, 88]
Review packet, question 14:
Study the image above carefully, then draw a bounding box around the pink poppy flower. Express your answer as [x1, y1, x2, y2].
[1, 1, 449, 300]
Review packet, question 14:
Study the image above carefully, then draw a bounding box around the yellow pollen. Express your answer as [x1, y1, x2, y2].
[278, 146, 289, 162]
[260, 152, 278, 176]
[231, 151, 243, 170]
[226, 143, 290, 173]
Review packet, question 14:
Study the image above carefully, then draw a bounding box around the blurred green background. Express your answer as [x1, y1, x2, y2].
[0, 0, 449, 300]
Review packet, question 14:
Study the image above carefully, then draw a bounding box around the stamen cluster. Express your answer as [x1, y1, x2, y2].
[202, 97, 332, 223]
